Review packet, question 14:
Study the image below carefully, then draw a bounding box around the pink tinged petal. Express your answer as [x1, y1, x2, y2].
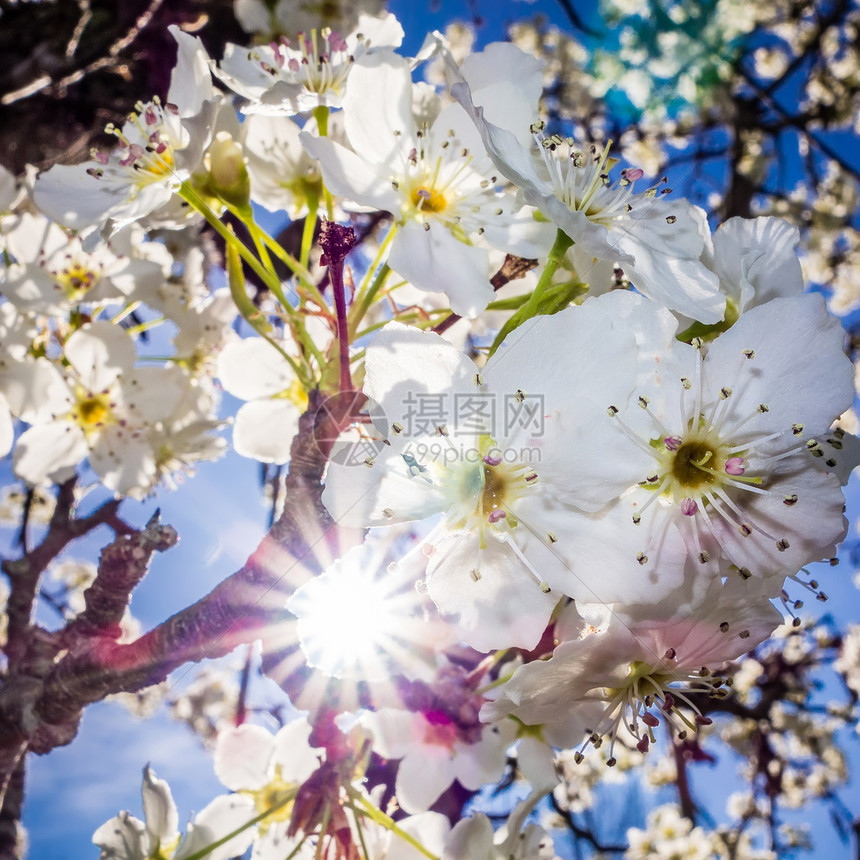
[270, 719, 322, 783]
[175, 794, 257, 860]
[217, 337, 298, 400]
[214, 724, 276, 791]
[13, 422, 87, 486]
[426, 534, 557, 652]
[232, 399, 301, 464]
[141, 765, 180, 850]
[299, 132, 400, 212]
[387, 220, 495, 319]
[395, 746, 455, 814]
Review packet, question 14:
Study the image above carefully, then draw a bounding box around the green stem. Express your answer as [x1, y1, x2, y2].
[178, 183, 287, 302]
[313, 105, 335, 220]
[521, 228, 574, 318]
[350, 263, 392, 337]
[301, 188, 320, 269]
[254, 226, 319, 296]
[314, 805, 332, 860]
[350, 789, 439, 860]
[233, 206, 275, 273]
[353, 806, 372, 860]
[488, 228, 574, 357]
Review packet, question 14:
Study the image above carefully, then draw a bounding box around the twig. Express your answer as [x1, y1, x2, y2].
[1, 0, 167, 105]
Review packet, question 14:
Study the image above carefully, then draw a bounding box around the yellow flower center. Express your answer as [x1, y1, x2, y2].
[671, 441, 722, 489]
[410, 185, 447, 213]
[276, 377, 309, 411]
[244, 768, 298, 834]
[53, 262, 99, 300]
[70, 387, 114, 435]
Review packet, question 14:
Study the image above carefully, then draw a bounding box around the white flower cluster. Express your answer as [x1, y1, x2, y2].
[0, 6, 855, 860]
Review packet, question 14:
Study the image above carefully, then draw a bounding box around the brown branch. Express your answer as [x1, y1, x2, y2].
[0, 390, 361, 800]
[1, 481, 123, 667]
[672, 735, 699, 822]
[433, 255, 539, 336]
[0, 761, 24, 860]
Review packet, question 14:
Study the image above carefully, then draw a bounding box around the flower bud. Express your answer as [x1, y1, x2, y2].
[195, 131, 251, 210]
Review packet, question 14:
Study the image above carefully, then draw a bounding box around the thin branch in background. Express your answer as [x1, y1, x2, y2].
[552, 0, 604, 38]
[65, 0, 93, 60]
[1, 0, 167, 105]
